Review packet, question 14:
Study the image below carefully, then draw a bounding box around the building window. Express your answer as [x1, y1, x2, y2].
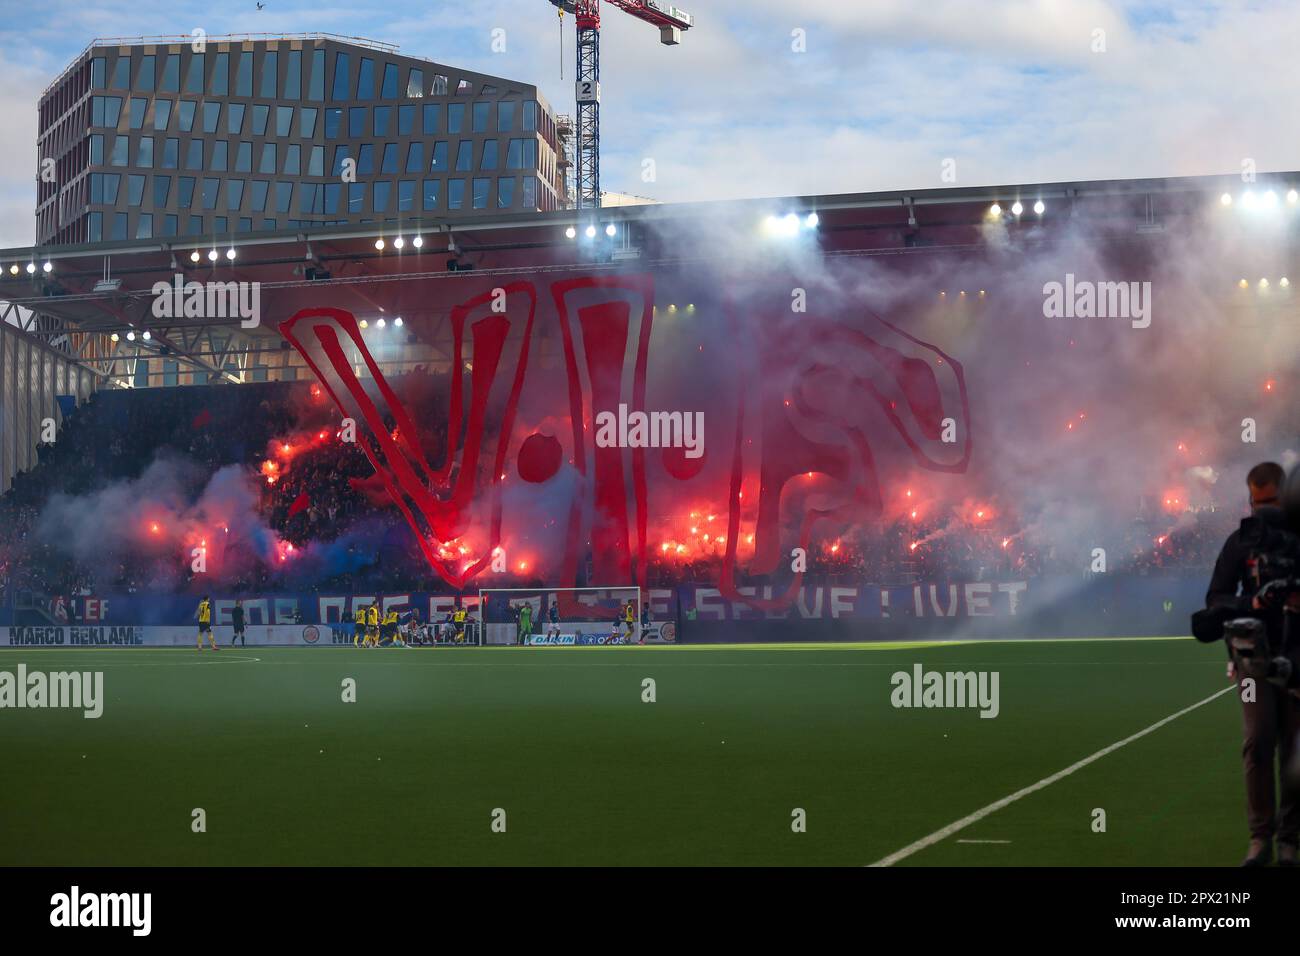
[448, 103, 465, 134]
[211, 140, 227, 171]
[324, 182, 341, 214]
[398, 180, 415, 211]
[202, 101, 220, 133]
[153, 175, 171, 206]
[498, 176, 515, 208]
[308, 145, 324, 176]
[111, 57, 130, 89]
[373, 106, 391, 136]
[129, 98, 146, 129]
[259, 143, 276, 174]
[162, 138, 179, 169]
[127, 174, 145, 206]
[137, 55, 156, 91]
[154, 99, 172, 131]
[430, 141, 448, 171]
[211, 52, 229, 96]
[177, 100, 196, 132]
[185, 139, 204, 170]
[252, 104, 269, 135]
[184, 53, 204, 94]
[110, 136, 129, 166]
[136, 137, 154, 168]
[423, 103, 440, 135]
[325, 107, 342, 138]
[300, 107, 318, 137]
[381, 143, 398, 173]
[111, 212, 128, 240]
[522, 176, 537, 209]
[178, 177, 195, 208]
[202, 178, 219, 209]
[89, 134, 104, 164]
[407, 68, 423, 98]
[481, 140, 498, 170]
[285, 50, 302, 99]
[283, 144, 301, 175]
[448, 178, 465, 209]
[456, 78, 472, 95]
[523, 101, 537, 132]
[103, 173, 121, 203]
[275, 181, 293, 213]
[90, 173, 104, 203]
[331, 144, 350, 175]
[498, 100, 516, 133]
[422, 179, 440, 210]
[261, 51, 278, 98]
[250, 180, 269, 211]
[186, 215, 202, 235]
[308, 49, 325, 100]
[348, 182, 366, 213]
[236, 52, 253, 97]
[348, 106, 366, 137]
[398, 104, 414, 135]
[163, 214, 178, 237]
[405, 141, 424, 173]
[381, 63, 398, 99]
[473, 102, 489, 133]
[134, 358, 150, 387]
[357, 57, 375, 99]
[161, 54, 180, 93]
[228, 179, 244, 211]
[228, 102, 246, 134]
[472, 177, 489, 209]
[91, 57, 106, 87]
[276, 105, 293, 137]
[455, 141, 473, 171]
[236, 141, 252, 172]
[357, 143, 375, 174]
[331, 51, 350, 100]
[432, 73, 449, 95]
[136, 213, 153, 239]
[373, 181, 391, 212]
[88, 211, 103, 241]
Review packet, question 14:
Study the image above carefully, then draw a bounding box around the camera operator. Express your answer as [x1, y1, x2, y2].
[1203, 461, 1300, 866]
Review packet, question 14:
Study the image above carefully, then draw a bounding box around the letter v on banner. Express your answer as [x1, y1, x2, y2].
[278, 289, 536, 590]
[550, 275, 655, 604]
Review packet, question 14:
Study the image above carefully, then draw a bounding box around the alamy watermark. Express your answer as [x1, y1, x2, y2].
[890, 663, 1000, 718]
[151, 273, 261, 328]
[0, 664, 103, 718]
[50, 886, 150, 936]
[1042, 274, 1151, 329]
[594, 403, 704, 459]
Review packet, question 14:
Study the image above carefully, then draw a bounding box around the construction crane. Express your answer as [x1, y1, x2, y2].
[549, 1, 694, 210]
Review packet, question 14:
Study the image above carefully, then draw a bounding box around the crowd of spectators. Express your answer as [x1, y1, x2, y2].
[0, 377, 1247, 605]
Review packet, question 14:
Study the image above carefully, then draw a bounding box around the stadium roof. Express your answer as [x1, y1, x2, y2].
[2, 170, 1297, 384]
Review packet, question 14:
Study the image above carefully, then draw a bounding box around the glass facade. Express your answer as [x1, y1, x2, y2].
[39, 37, 562, 245]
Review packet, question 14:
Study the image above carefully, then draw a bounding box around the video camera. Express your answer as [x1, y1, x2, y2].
[1191, 470, 1300, 690]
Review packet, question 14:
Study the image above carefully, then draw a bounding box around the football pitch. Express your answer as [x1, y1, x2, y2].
[0, 636, 1251, 866]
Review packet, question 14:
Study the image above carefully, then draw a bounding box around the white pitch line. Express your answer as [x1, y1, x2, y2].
[868, 684, 1236, 867]
[956, 839, 1012, 844]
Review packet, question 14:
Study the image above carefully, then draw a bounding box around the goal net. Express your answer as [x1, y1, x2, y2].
[477, 587, 642, 646]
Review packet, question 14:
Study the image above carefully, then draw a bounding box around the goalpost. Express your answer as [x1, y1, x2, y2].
[477, 587, 642, 646]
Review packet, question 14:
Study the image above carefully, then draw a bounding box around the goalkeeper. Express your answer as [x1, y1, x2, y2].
[517, 602, 534, 645]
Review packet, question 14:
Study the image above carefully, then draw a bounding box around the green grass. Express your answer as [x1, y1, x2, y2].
[0, 637, 1253, 866]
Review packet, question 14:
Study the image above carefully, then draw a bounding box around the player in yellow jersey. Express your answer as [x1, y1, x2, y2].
[380, 608, 400, 646]
[365, 603, 381, 647]
[451, 606, 468, 644]
[196, 596, 219, 651]
[622, 600, 637, 642]
[353, 604, 367, 647]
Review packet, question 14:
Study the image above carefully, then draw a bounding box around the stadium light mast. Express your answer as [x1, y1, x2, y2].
[550, 0, 695, 210]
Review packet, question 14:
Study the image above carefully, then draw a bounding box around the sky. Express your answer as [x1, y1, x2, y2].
[1, 0, 1298, 249]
